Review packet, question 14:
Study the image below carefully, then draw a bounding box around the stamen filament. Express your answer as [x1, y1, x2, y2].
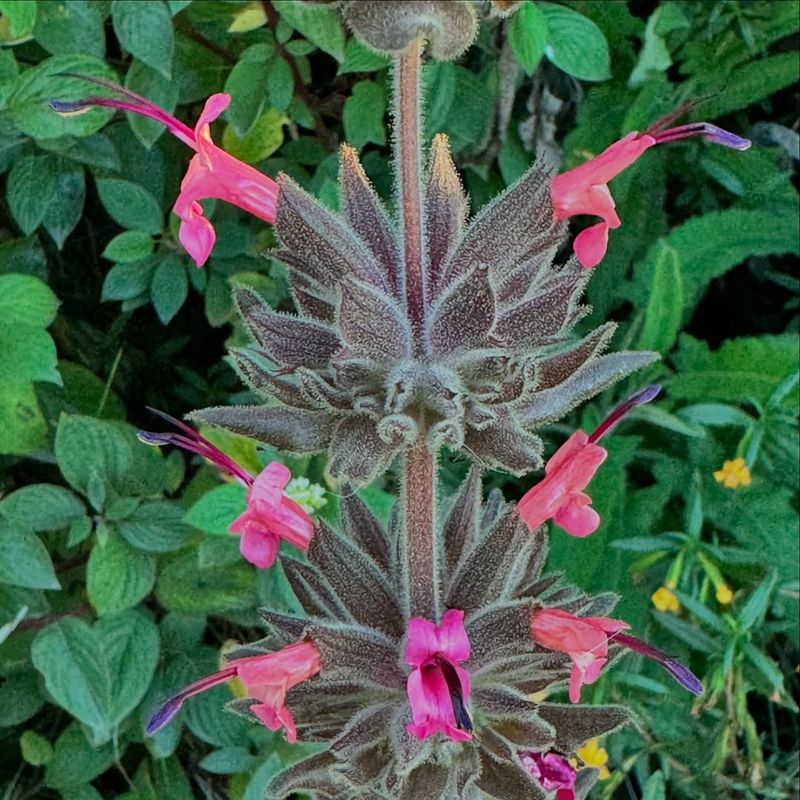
[146, 665, 238, 734]
[588, 384, 661, 443]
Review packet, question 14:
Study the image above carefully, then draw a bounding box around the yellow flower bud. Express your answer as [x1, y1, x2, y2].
[713, 458, 752, 489]
[715, 584, 733, 604]
[651, 586, 680, 613]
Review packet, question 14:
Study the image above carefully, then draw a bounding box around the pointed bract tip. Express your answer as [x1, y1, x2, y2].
[146, 695, 184, 735]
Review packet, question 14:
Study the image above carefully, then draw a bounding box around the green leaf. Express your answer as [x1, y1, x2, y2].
[743, 643, 793, 705]
[0, 520, 60, 590]
[42, 158, 86, 249]
[224, 43, 272, 136]
[629, 209, 799, 318]
[7, 155, 58, 235]
[272, 0, 345, 61]
[199, 746, 258, 774]
[707, 486, 799, 585]
[0, 0, 37, 41]
[0, 271, 58, 330]
[628, 5, 686, 87]
[0, 484, 85, 532]
[33, 0, 105, 57]
[124, 59, 179, 147]
[156, 551, 257, 614]
[0, 274, 60, 454]
[54, 414, 168, 499]
[0, 672, 44, 726]
[508, 1, 547, 75]
[540, 3, 611, 81]
[96, 178, 163, 234]
[87, 534, 156, 615]
[266, 56, 294, 112]
[31, 610, 160, 745]
[118, 501, 194, 553]
[641, 771, 666, 800]
[0, 384, 48, 455]
[637, 242, 683, 353]
[20, 730, 53, 766]
[43, 722, 115, 789]
[738, 573, 776, 631]
[338, 37, 389, 75]
[6, 55, 115, 139]
[111, 0, 173, 79]
[102, 231, 155, 263]
[677, 403, 754, 428]
[102, 258, 158, 302]
[151, 255, 188, 324]
[222, 109, 286, 164]
[670, 334, 800, 407]
[184, 482, 246, 536]
[653, 611, 719, 653]
[697, 52, 800, 120]
[343, 80, 386, 149]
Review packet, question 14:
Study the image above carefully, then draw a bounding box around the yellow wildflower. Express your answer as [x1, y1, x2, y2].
[715, 583, 733, 604]
[713, 458, 751, 489]
[651, 585, 680, 613]
[577, 738, 611, 780]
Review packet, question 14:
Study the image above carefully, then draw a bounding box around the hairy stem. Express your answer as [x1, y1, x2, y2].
[403, 443, 438, 619]
[395, 38, 426, 344]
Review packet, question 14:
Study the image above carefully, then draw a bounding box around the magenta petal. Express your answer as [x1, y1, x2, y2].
[437, 609, 470, 662]
[553, 495, 600, 537]
[178, 202, 216, 268]
[196, 93, 231, 132]
[238, 527, 280, 569]
[573, 222, 610, 268]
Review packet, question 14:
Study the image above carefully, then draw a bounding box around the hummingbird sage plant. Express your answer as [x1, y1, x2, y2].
[55, 2, 752, 797]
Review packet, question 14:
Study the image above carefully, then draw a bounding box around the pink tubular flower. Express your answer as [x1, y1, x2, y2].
[552, 121, 751, 268]
[517, 385, 660, 537]
[138, 409, 313, 569]
[405, 608, 473, 742]
[520, 751, 577, 800]
[531, 608, 703, 703]
[147, 641, 321, 742]
[51, 78, 279, 267]
[228, 461, 314, 569]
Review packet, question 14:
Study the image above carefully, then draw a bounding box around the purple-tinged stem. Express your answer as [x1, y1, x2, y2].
[614, 633, 703, 695]
[403, 443, 438, 619]
[395, 38, 426, 347]
[588, 384, 661, 444]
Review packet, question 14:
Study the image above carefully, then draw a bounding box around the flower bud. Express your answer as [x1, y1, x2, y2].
[341, 0, 477, 60]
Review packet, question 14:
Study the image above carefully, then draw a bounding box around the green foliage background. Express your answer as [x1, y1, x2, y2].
[0, 1, 797, 798]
